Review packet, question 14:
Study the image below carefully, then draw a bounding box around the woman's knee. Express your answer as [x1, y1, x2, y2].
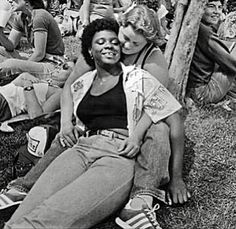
[145, 122, 170, 140]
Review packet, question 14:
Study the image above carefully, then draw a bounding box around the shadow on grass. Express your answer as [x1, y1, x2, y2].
[183, 136, 196, 178]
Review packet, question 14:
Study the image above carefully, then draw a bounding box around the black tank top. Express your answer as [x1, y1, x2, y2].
[76, 74, 128, 131]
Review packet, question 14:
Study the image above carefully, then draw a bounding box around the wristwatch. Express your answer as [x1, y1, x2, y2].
[24, 85, 34, 91]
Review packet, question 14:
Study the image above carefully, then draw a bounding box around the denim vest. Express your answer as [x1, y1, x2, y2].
[71, 64, 181, 135]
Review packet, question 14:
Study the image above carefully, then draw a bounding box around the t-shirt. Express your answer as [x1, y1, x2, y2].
[188, 23, 236, 88]
[12, 9, 64, 56]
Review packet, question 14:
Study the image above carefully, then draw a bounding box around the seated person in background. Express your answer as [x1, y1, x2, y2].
[3, 18, 182, 229]
[0, 0, 21, 57]
[76, 0, 116, 38]
[0, 0, 65, 79]
[78, 0, 115, 28]
[43, 0, 64, 16]
[0, 59, 75, 122]
[113, 0, 133, 19]
[187, 0, 236, 106]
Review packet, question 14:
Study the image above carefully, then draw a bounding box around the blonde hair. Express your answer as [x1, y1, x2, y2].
[118, 4, 164, 46]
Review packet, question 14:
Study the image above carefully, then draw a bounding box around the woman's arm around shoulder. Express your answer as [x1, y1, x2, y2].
[143, 47, 169, 87]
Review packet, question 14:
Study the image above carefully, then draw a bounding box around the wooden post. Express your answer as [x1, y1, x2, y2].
[164, 0, 189, 68]
[164, 0, 208, 104]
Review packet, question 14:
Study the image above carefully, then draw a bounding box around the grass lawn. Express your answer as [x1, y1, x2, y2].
[0, 36, 235, 228]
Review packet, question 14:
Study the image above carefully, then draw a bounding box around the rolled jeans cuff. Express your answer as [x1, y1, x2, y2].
[131, 186, 168, 204]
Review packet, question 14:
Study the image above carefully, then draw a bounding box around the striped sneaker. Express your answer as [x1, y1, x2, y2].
[0, 188, 27, 211]
[115, 202, 162, 229]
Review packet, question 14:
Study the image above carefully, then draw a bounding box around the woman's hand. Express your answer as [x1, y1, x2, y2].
[118, 112, 152, 158]
[59, 122, 82, 147]
[118, 135, 141, 158]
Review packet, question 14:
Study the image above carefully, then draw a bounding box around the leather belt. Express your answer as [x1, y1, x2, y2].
[84, 129, 127, 140]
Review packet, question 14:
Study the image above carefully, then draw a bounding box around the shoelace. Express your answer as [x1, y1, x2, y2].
[144, 204, 161, 228]
[0, 188, 7, 194]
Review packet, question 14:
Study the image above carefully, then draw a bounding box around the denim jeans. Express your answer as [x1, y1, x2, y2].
[189, 43, 236, 104]
[9, 123, 171, 204]
[5, 135, 134, 229]
[0, 58, 56, 80]
[189, 71, 236, 104]
[131, 122, 171, 203]
[0, 46, 62, 80]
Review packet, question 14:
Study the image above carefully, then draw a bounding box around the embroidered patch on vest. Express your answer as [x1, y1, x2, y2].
[73, 80, 84, 92]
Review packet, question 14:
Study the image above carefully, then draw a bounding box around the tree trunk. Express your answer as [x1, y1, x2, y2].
[164, 0, 207, 104]
[164, 0, 189, 68]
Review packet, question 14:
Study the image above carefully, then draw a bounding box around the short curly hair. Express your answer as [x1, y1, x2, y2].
[81, 18, 120, 67]
[118, 4, 164, 46]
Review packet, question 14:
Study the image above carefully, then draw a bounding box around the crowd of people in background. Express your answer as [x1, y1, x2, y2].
[0, 0, 235, 229]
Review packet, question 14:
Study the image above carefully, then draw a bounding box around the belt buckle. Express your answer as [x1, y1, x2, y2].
[102, 130, 114, 139]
